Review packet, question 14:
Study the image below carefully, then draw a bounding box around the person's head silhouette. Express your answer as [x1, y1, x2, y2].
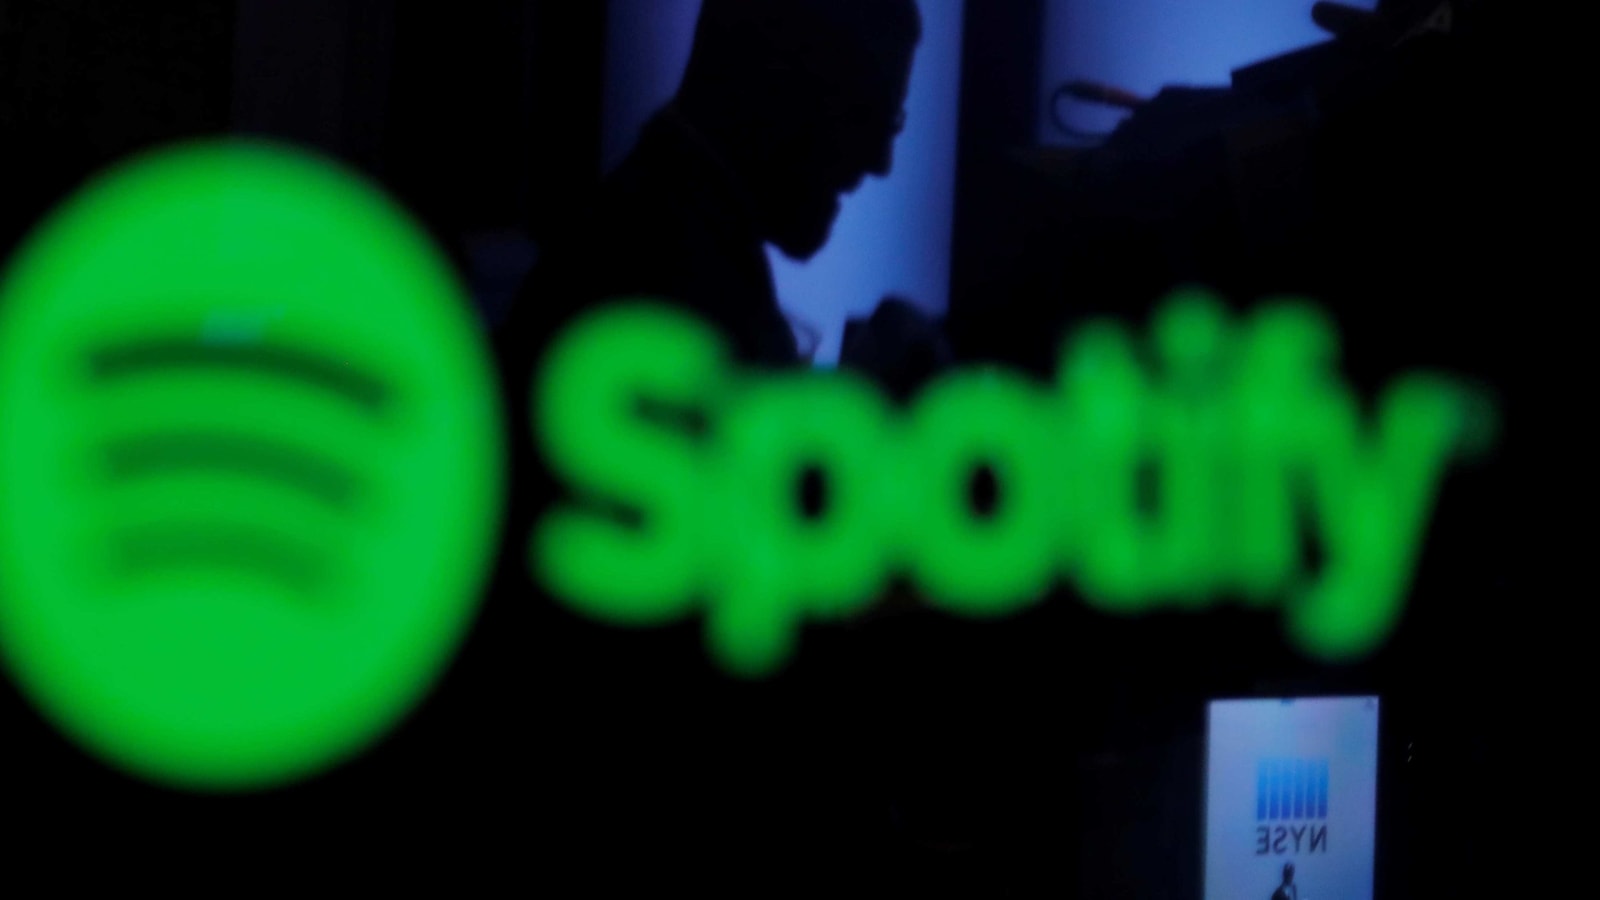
[1283, 862, 1296, 886]
[676, 0, 922, 260]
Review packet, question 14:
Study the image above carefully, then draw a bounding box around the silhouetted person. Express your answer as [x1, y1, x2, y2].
[488, 2, 922, 845]
[499, 0, 921, 379]
[1272, 862, 1299, 900]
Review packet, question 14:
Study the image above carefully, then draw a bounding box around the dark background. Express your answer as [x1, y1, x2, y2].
[0, 1, 1533, 891]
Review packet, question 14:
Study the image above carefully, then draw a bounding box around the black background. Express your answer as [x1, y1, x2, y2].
[0, 1, 1537, 891]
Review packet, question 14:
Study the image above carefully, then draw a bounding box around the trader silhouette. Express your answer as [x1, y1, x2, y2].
[1271, 861, 1300, 900]
[500, 0, 922, 376]
[487, 3, 924, 845]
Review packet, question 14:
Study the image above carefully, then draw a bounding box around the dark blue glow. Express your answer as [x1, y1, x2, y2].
[602, 0, 705, 175]
[767, 0, 965, 365]
[602, 0, 964, 366]
[1037, 0, 1378, 143]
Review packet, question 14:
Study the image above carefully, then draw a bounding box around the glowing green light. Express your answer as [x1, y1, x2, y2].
[0, 140, 505, 790]
[533, 291, 1494, 678]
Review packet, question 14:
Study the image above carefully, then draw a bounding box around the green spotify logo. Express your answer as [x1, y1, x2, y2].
[0, 141, 505, 790]
[534, 296, 1495, 679]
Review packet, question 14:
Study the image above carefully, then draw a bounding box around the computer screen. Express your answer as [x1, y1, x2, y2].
[1206, 697, 1381, 899]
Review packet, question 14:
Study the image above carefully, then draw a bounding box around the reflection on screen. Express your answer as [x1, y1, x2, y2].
[1205, 696, 1379, 899]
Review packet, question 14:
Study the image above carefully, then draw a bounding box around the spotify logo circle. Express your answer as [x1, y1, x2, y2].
[0, 141, 505, 790]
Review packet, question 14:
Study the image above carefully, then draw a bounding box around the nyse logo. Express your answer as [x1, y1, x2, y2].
[1256, 759, 1330, 855]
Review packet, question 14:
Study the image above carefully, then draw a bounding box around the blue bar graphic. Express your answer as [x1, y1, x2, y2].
[1317, 759, 1329, 818]
[1292, 759, 1305, 819]
[1257, 760, 1269, 821]
[1267, 760, 1279, 819]
[1257, 758, 1331, 820]
[1279, 758, 1292, 820]
[1303, 760, 1313, 817]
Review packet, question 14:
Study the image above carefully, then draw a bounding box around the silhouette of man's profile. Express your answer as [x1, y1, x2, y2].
[487, 3, 924, 826]
[681, 0, 920, 264]
[502, 0, 922, 372]
[1272, 861, 1299, 900]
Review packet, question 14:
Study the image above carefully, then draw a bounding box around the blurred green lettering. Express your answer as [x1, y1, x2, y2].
[532, 289, 1495, 678]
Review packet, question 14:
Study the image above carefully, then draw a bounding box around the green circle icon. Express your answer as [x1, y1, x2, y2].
[0, 140, 505, 790]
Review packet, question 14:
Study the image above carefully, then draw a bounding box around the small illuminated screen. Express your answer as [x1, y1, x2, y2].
[1205, 696, 1379, 900]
